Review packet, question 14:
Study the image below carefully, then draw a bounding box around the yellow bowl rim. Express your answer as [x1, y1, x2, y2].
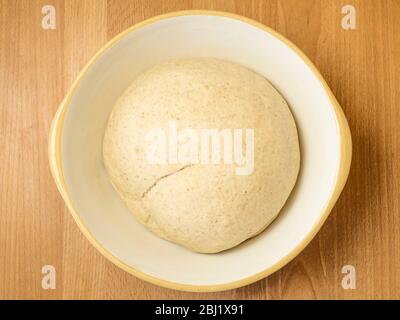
[48, 9, 352, 293]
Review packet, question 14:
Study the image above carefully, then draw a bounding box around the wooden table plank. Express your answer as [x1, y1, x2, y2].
[0, 0, 399, 299]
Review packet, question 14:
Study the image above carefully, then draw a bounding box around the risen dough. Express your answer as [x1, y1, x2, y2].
[103, 58, 300, 253]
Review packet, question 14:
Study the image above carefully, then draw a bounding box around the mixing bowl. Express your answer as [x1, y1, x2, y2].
[49, 10, 352, 292]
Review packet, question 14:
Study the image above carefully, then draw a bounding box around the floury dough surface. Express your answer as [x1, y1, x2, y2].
[103, 58, 300, 253]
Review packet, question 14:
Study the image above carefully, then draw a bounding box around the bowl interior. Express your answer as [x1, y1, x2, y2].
[60, 14, 340, 287]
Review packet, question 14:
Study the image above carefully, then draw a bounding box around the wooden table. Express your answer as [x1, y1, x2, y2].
[1, 0, 399, 300]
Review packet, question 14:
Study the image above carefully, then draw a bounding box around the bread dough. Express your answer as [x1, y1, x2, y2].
[103, 58, 300, 253]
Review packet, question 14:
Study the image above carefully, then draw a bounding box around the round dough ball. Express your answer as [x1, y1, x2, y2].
[103, 58, 300, 253]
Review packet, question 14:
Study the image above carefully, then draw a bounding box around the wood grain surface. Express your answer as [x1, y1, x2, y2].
[0, 0, 399, 299]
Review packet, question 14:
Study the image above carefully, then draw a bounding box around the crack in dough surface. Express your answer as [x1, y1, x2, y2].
[141, 165, 194, 198]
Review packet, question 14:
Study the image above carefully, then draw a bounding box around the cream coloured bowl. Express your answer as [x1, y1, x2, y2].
[49, 10, 352, 292]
